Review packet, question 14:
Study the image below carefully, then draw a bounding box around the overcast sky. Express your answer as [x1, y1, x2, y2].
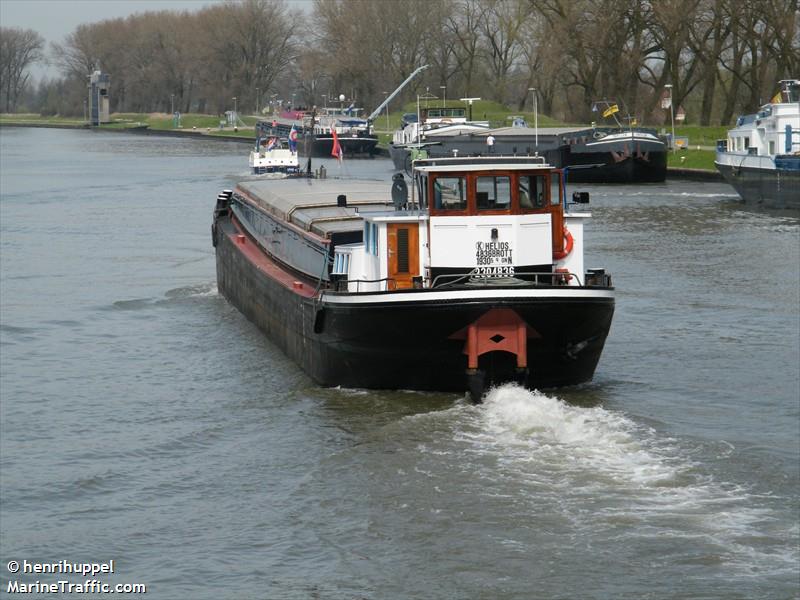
[0, 0, 311, 80]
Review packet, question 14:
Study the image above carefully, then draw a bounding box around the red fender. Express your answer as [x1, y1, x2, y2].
[553, 226, 574, 260]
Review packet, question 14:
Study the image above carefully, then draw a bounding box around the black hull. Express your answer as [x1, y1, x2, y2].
[215, 218, 614, 393]
[389, 142, 562, 174]
[310, 296, 614, 391]
[715, 162, 800, 209]
[389, 143, 666, 183]
[564, 150, 667, 183]
[301, 135, 378, 158]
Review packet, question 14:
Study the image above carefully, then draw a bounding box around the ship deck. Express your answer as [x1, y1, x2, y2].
[425, 125, 661, 139]
[236, 178, 395, 239]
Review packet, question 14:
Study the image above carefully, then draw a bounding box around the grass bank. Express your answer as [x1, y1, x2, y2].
[0, 112, 257, 140]
[1, 110, 724, 171]
[667, 148, 716, 170]
[100, 113, 258, 139]
[0, 113, 86, 126]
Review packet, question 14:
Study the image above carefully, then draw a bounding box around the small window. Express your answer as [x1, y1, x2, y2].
[332, 252, 348, 275]
[476, 176, 511, 210]
[519, 175, 546, 209]
[433, 176, 466, 210]
[416, 174, 428, 207]
[364, 222, 370, 251]
[371, 223, 378, 255]
[769, 140, 775, 155]
[551, 177, 562, 206]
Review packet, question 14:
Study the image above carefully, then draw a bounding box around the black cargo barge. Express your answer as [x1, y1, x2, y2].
[390, 126, 667, 183]
[213, 156, 615, 399]
[302, 133, 378, 158]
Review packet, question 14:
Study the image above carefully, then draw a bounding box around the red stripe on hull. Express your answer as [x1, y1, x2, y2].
[227, 218, 317, 299]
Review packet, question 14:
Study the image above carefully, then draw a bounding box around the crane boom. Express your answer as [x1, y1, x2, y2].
[367, 65, 430, 122]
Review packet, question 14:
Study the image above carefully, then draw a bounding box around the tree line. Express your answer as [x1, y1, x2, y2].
[1, 0, 797, 125]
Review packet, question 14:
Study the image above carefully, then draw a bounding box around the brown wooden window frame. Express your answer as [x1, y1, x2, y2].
[429, 170, 559, 217]
[430, 173, 470, 215]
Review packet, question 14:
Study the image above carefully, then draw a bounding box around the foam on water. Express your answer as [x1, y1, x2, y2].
[164, 282, 219, 298]
[111, 283, 219, 310]
[435, 384, 798, 577]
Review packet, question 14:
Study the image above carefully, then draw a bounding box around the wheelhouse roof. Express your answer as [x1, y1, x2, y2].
[413, 156, 553, 173]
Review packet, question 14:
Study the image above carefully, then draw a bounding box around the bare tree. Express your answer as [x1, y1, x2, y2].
[195, 0, 299, 114]
[51, 18, 133, 111]
[716, 0, 793, 120]
[479, 0, 530, 105]
[446, 0, 488, 97]
[690, 0, 730, 125]
[312, 0, 437, 110]
[0, 27, 45, 112]
[767, 0, 800, 77]
[535, 0, 644, 122]
[423, 0, 460, 101]
[31, 0, 792, 124]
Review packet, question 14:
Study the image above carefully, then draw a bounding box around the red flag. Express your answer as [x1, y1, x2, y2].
[331, 128, 343, 161]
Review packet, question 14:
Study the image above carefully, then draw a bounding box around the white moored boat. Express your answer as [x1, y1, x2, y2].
[715, 79, 800, 209]
[249, 121, 300, 176]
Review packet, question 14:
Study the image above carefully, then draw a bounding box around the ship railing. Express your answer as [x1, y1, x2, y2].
[330, 269, 612, 292]
[430, 269, 587, 288]
[330, 277, 400, 292]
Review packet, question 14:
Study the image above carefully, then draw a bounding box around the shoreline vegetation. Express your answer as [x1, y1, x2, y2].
[0, 108, 724, 174]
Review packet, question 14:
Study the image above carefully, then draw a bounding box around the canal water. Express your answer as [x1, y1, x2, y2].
[1, 128, 798, 599]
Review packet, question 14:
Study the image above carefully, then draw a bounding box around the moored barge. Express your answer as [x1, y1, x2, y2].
[212, 156, 615, 399]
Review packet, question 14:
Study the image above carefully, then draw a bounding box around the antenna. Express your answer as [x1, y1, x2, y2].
[459, 98, 481, 121]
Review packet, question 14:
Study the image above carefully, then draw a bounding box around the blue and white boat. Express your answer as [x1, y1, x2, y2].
[249, 121, 300, 176]
[715, 79, 800, 209]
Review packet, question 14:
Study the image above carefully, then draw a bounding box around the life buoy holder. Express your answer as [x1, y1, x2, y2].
[553, 226, 574, 260]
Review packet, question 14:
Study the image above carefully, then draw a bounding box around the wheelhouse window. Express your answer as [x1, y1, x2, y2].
[433, 176, 466, 210]
[476, 176, 511, 210]
[518, 175, 547, 210]
[416, 174, 428, 207]
[550, 177, 562, 206]
[363, 222, 379, 255]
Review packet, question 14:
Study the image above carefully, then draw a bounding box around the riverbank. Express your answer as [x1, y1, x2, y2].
[665, 167, 723, 181]
[0, 118, 718, 178]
